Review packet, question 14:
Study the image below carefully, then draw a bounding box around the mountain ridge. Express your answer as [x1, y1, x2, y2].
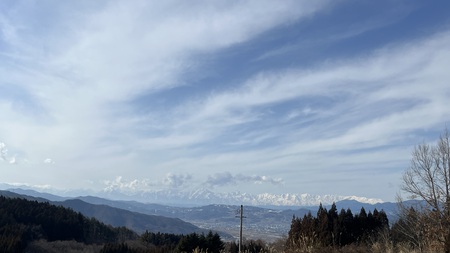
[1, 183, 384, 206]
[100, 188, 384, 206]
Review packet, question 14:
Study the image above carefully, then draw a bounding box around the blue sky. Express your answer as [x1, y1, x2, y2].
[1, 0, 450, 202]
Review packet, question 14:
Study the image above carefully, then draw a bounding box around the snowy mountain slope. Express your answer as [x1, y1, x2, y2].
[102, 188, 383, 206]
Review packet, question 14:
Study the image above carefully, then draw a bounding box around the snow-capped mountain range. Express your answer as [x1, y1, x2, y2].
[101, 188, 384, 206]
[0, 183, 383, 207]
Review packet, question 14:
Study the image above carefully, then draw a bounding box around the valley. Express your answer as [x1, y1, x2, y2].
[2, 188, 404, 242]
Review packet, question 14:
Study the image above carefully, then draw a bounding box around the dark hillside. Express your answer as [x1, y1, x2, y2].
[1, 190, 218, 237]
[0, 195, 137, 252]
[60, 199, 203, 234]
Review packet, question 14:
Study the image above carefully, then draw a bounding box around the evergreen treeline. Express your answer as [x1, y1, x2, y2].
[176, 231, 223, 253]
[225, 239, 268, 253]
[140, 231, 182, 248]
[139, 231, 223, 253]
[100, 242, 141, 253]
[287, 203, 389, 249]
[0, 196, 137, 252]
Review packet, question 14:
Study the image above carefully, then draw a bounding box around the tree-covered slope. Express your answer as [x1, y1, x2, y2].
[59, 199, 204, 234]
[0, 195, 137, 252]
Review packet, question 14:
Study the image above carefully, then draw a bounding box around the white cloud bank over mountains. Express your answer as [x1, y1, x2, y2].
[207, 172, 283, 187]
[103, 174, 283, 193]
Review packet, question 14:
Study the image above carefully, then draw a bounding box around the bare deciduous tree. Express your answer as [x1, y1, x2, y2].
[401, 128, 450, 250]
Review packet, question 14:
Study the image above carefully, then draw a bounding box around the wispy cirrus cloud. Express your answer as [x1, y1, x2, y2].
[134, 29, 450, 199]
[1, 1, 450, 202]
[173, 29, 450, 151]
[0, 0, 331, 166]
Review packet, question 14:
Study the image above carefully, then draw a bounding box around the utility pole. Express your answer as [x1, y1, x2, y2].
[239, 204, 243, 253]
[235, 205, 246, 253]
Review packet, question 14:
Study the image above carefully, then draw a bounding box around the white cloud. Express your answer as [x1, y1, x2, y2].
[0, 142, 7, 161]
[206, 172, 283, 187]
[162, 173, 193, 188]
[103, 176, 151, 193]
[43, 158, 54, 164]
[102, 173, 194, 193]
[9, 156, 16, 165]
[0, 142, 17, 165]
[285, 107, 314, 121]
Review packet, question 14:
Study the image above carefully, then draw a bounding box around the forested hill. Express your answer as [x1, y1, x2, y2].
[60, 198, 204, 234]
[0, 190, 210, 236]
[0, 195, 137, 252]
